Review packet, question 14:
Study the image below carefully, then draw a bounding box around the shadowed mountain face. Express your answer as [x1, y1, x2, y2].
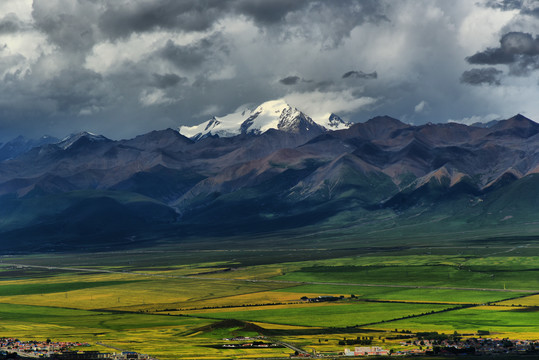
[0, 135, 59, 162]
[1, 114, 539, 251]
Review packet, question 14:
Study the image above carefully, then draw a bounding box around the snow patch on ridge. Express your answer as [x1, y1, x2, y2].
[58, 132, 110, 150]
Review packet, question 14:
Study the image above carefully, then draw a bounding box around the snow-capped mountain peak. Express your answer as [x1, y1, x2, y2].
[179, 99, 352, 140]
[241, 99, 303, 134]
[323, 113, 353, 130]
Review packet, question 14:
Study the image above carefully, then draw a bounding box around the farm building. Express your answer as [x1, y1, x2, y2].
[344, 346, 390, 356]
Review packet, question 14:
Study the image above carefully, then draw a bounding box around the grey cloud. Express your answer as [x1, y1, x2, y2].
[466, 47, 514, 64]
[522, 7, 539, 17]
[483, 0, 524, 11]
[0, 64, 115, 140]
[466, 32, 539, 75]
[0, 53, 26, 81]
[152, 73, 187, 89]
[98, 0, 310, 40]
[484, 0, 539, 17]
[498, 32, 539, 55]
[313, 80, 335, 91]
[234, 0, 310, 25]
[32, 0, 99, 52]
[279, 76, 301, 85]
[29, 0, 310, 49]
[460, 67, 503, 86]
[159, 34, 227, 71]
[31, 0, 389, 59]
[160, 40, 207, 70]
[43, 68, 111, 113]
[99, 0, 228, 40]
[278, 76, 334, 90]
[342, 70, 378, 79]
[4, 0, 537, 145]
[0, 13, 30, 34]
[99, 0, 386, 47]
[284, 0, 388, 47]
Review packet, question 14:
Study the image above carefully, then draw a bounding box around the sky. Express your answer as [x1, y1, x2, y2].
[0, 0, 538, 142]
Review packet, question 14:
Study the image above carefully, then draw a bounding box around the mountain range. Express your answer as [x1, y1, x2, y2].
[1, 102, 539, 252]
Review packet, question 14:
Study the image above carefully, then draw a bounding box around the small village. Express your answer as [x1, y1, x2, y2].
[2, 334, 539, 360]
[338, 337, 539, 358]
[0, 338, 154, 360]
[401, 336, 539, 356]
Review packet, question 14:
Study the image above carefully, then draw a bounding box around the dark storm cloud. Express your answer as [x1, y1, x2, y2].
[466, 32, 539, 75]
[32, 0, 99, 52]
[483, 0, 539, 17]
[279, 75, 338, 90]
[460, 67, 503, 86]
[279, 76, 301, 85]
[98, 0, 228, 39]
[152, 73, 186, 89]
[0, 65, 114, 136]
[43, 68, 111, 113]
[30, 0, 389, 60]
[98, 0, 385, 46]
[6, 1, 538, 144]
[234, 0, 310, 25]
[483, 0, 523, 11]
[159, 34, 227, 71]
[342, 70, 378, 79]
[0, 13, 29, 34]
[98, 0, 312, 40]
[160, 40, 207, 70]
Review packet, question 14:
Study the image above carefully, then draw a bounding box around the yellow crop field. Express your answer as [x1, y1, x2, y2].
[497, 294, 539, 307]
[0, 273, 287, 311]
[154, 291, 328, 312]
[473, 305, 518, 311]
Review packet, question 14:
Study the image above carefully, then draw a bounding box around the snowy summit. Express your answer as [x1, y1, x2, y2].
[179, 99, 352, 140]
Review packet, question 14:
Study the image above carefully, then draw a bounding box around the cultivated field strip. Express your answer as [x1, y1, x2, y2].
[2, 262, 537, 294]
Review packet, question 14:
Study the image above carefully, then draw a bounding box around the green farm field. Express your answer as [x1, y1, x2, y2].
[184, 301, 454, 327]
[277, 284, 527, 304]
[1, 236, 539, 359]
[376, 305, 539, 337]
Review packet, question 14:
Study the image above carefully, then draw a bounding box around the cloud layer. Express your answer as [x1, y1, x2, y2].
[0, 0, 538, 141]
[466, 32, 539, 75]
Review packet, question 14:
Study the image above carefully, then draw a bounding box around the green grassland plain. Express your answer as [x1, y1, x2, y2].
[1, 234, 539, 359]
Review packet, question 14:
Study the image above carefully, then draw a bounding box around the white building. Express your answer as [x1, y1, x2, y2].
[344, 346, 390, 356]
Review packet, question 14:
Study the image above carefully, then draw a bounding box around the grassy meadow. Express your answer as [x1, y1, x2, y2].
[0, 237, 538, 359]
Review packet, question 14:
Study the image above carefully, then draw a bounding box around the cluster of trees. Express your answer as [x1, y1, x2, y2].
[338, 336, 373, 346]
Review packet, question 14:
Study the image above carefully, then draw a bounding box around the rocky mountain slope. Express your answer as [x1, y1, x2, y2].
[0, 135, 59, 162]
[1, 113, 539, 251]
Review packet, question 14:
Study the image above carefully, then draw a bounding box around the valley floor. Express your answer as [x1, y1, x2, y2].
[1, 235, 539, 359]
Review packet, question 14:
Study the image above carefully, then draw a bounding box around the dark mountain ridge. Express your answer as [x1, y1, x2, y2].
[1, 114, 539, 251]
[0, 135, 59, 162]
